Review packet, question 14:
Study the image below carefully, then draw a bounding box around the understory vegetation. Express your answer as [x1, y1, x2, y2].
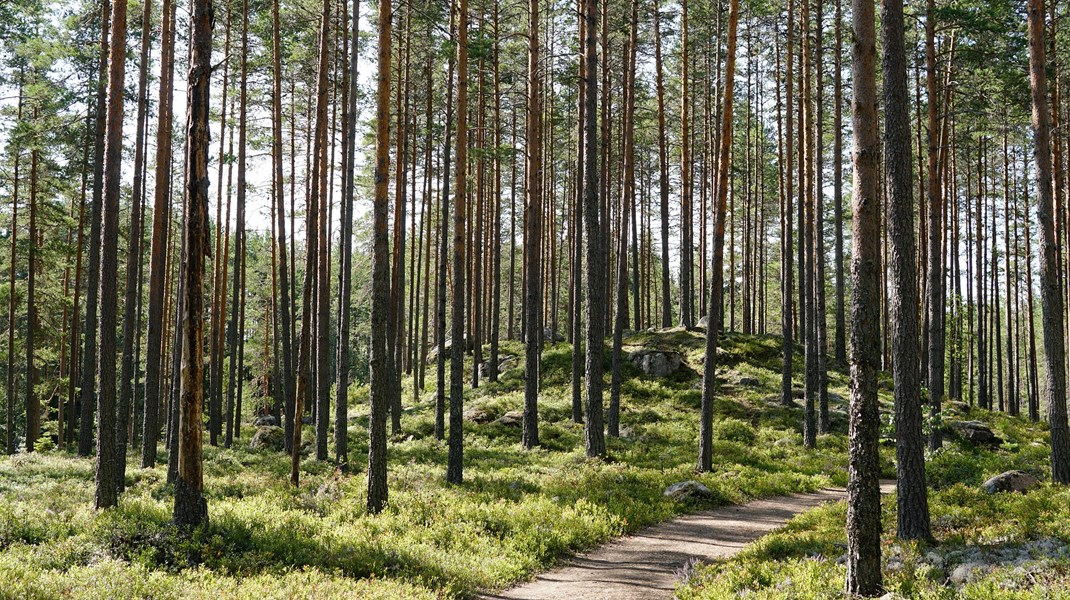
[1, 330, 1060, 598]
[0, 331, 862, 599]
[677, 405, 1066, 599]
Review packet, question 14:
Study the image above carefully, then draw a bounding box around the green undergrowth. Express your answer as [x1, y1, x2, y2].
[0, 330, 879, 599]
[676, 407, 1070, 599]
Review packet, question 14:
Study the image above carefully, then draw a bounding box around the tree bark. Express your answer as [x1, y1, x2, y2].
[173, 0, 212, 528]
[435, 8, 456, 442]
[652, 0, 671, 328]
[883, 0, 932, 542]
[581, 0, 605, 460]
[522, 0, 542, 450]
[781, 0, 796, 408]
[801, 0, 817, 449]
[5, 81, 19, 456]
[846, 0, 883, 591]
[141, 0, 175, 468]
[25, 123, 39, 456]
[679, 0, 692, 329]
[1027, 0, 1070, 484]
[610, 0, 638, 439]
[833, 0, 846, 367]
[335, 0, 358, 469]
[94, 0, 128, 509]
[699, 0, 739, 473]
[925, 0, 945, 449]
[78, 0, 110, 458]
[118, 0, 151, 489]
[368, 0, 394, 513]
[448, 0, 470, 483]
[313, 0, 332, 462]
[225, 0, 249, 450]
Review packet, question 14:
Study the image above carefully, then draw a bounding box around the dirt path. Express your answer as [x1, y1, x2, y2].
[483, 481, 896, 600]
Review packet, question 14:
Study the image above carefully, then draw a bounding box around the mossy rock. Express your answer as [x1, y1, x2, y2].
[250, 426, 285, 452]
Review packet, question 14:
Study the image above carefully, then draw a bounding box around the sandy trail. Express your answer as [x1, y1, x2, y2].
[483, 481, 897, 600]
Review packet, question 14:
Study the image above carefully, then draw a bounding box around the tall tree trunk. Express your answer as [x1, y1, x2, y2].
[447, 0, 470, 483]
[313, 1, 332, 462]
[26, 119, 38, 453]
[581, 0, 606, 459]
[291, 0, 332, 482]
[225, 0, 249, 450]
[368, 0, 394, 513]
[610, 0, 638, 439]
[801, 0, 817, 449]
[173, 0, 212, 527]
[166, 200, 184, 486]
[699, 0, 739, 473]
[1004, 130, 1018, 416]
[832, 0, 846, 366]
[335, 0, 358, 469]
[883, 0, 932, 542]
[975, 138, 988, 410]
[78, 0, 110, 458]
[679, 0, 692, 329]
[5, 81, 19, 456]
[522, 0, 542, 450]
[209, 7, 232, 448]
[118, 0, 151, 489]
[68, 103, 91, 452]
[846, 0, 883, 590]
[1024, 147, 1041, 421]
[435, 8, 456, 442]
[270, 0, 295, 455]
[141, 0, 175, 468]
[488, 3, 503, 384]
[925, 0, 945, 448]
[94, 0, 128, 509]
[472, 23, 484, 390]
[815, 0, 829, 434]
[781, 0, 796, 408]
[653, 0, 671, 328]
[388, 12, 410, 434]
[1027, 0, 1070, 484]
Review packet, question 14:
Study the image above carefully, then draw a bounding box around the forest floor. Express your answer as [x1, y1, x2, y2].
[0, 328, 1061, 599]
[484, 482, 896, 600]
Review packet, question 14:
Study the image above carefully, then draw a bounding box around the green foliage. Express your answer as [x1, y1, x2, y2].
[677, 409, 1070, 600]
[0, 332, 863, 598]
[714, 418, 757, 445]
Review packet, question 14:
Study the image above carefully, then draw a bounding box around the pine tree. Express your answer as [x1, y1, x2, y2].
[173, 0, 212, 528]
[846, 0, 883, 590]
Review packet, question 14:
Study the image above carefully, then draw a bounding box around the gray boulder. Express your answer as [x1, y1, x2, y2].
[946, 420, 1002, 447]
[479, 355, 518, 379]
[426, 337, 473, 363]
[250, 426, 286, 452]
[252, 414, 277, 427]
[948, 401, 971, 415]
[464, 406, 496, 424]
[738, 376, 760, 387]
[696, 315, 709, 329]
[494, 410, 524, 428]
[663, 480, 714, 503]
[543, 328, 565, 343]
[632, 349, 683, 377]
[982, 470, 1040, 494]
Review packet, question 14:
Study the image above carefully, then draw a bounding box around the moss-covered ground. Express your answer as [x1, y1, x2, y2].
[10, 329, 1028, 599]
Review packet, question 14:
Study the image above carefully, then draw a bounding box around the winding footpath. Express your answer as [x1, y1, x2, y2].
[483, 481, 897, 600]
